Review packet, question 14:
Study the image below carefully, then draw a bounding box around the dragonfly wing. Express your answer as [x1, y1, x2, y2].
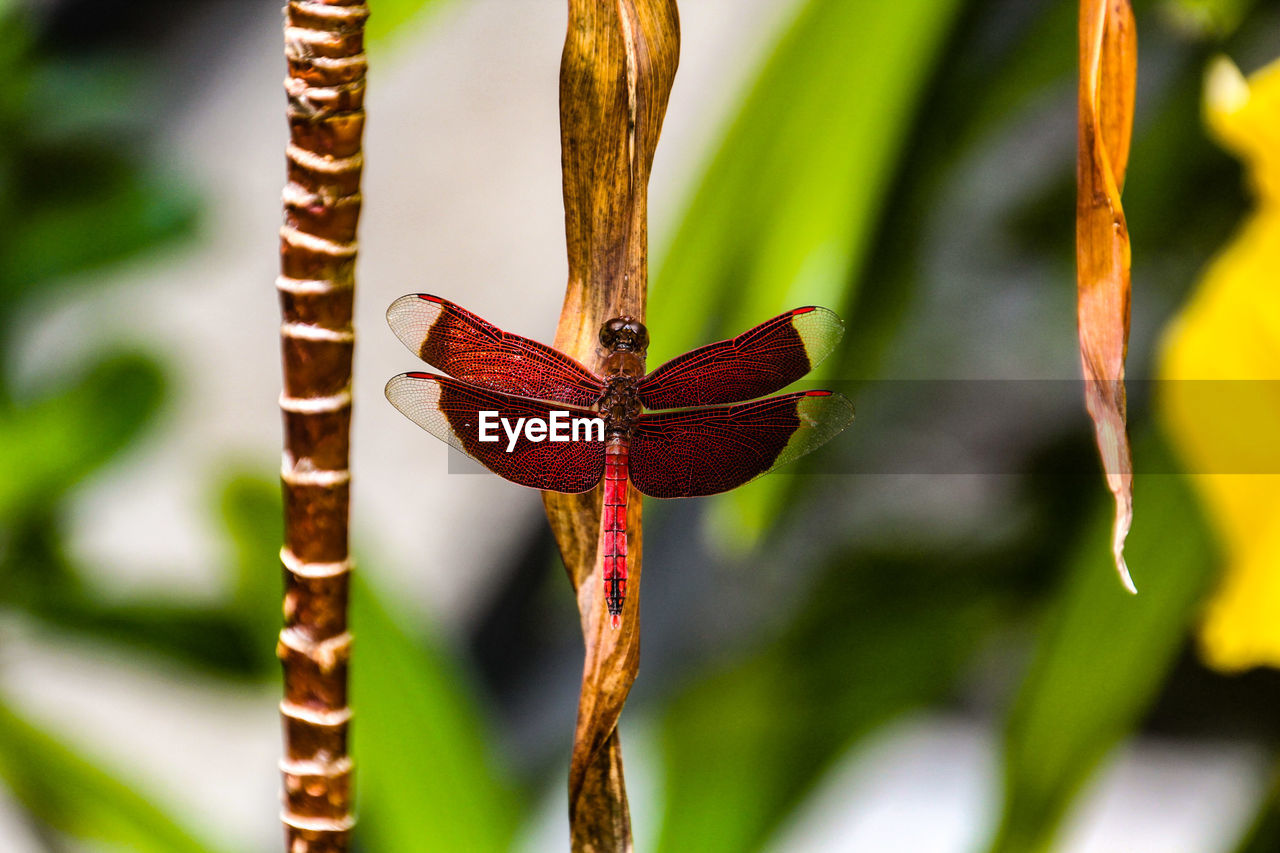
[387, 294, 605, 406]
[637, 307, 844, 409]
[385, 373, 606, 493]
[628, 391, 854, 498]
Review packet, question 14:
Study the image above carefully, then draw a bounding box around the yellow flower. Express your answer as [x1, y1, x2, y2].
[1159, 56, 1280, 671]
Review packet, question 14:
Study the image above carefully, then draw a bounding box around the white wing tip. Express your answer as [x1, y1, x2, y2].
[386, 294, 444, 353]
[384, 372, 441, 410]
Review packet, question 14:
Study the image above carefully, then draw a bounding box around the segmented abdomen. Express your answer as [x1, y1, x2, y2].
[602, 436, 629, 626]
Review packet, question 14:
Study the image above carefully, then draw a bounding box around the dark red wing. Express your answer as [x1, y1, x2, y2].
[387, 294, 605, 407]
[637, 307, 844, 410]
[385, 373, 606, 493]
[628, 391, 854, 498]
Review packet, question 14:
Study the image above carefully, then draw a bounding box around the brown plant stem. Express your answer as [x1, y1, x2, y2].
[543, 0, 678, 850]
[276, 2, 367, 851]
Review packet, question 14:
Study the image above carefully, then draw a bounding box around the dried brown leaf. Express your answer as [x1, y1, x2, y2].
[546, 0, 679, 850]
[1077, 0, 1137, 592]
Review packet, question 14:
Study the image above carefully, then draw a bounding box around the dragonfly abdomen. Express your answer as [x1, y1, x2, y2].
[602, 435, 629, 627]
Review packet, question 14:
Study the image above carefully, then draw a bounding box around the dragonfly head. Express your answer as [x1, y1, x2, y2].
[600, 317, 649, 354]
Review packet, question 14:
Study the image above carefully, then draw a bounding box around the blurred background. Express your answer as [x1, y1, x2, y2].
[3, 0, 1280, 850]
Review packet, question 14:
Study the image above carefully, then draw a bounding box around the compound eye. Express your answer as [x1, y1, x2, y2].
[599, 317, 648, 351]
[599, 322, 618, 348]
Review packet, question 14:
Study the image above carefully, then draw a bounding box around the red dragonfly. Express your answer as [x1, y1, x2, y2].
[385, 295, 853, 627]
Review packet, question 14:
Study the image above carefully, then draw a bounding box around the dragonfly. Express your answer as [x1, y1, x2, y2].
[385, 295, 854, 627]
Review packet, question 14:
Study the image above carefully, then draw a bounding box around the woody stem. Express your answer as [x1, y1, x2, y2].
[276, 1, 368, 851]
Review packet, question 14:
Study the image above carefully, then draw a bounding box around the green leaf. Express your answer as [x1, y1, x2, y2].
[49, 472, 284, 677]
[656, 554, 1001, 853]
[219, 473, 290, 672]
[0, 474, 277, 679]
[1162, 0, 1259, 38]
[986, 435, 1219, 853]
[23, 600, 266, 678]
[0, 169, 197, 302]
[650, 0, 965, 358]
[0, 352, 165, 519]
[648, 0, 965, 542]
[0, 698, 230, 852]
[0, 12, 197, 307]
[366, 0, 452, 46]
[353, 572, 519, 853]
[204, 473, 519, 847]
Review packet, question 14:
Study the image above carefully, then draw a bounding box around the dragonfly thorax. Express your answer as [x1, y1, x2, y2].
[599, 374, 642, 435]
[598, 316, 647, 436]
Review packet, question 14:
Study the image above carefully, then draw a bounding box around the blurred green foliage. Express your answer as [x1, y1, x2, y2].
[0, 353, 163, 520]
[656, 550, 1004, 853]
[645, 0, 1270, 850]
[0, 4, 239, 848]
[0, 700, 230, 853]
[988, 435, 1217, 853]
[650, 0, 964, 361]
[223, 477, 520, 853]
[0, 1, 519, 849]
[2, 0, 1277, 850]
[649, 0, 965, 542]
[0, 18, 193, 314]
[1235, 769, 1280, 853]
[1165, 0, 1258, 36]
[365, 0, 451, 46]
[352, 572, 519, 853]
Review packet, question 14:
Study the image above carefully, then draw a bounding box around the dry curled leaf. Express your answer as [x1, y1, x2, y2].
[544, 0, 678, 850]
[1077, 0, 1137, 592]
